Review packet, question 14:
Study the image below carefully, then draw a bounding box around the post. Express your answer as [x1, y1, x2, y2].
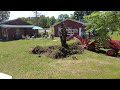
[79, 28, 82, 36]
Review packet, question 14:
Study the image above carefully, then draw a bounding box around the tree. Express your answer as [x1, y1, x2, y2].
[57, 14, 69, 22]
[74, 11, 93, 20]
[49, 16, 56, 26]
[59, 22, 68, 48]
[46, 16, 50, 28]
[69, 14, 76, 19]
[33, 11, 41, 25]
[0, 11, 10, 22]
[38, 15, 47, 28]
[84, 11, 120, 47]
[21, 15, 52, 28]
[20, 17, 36, 25]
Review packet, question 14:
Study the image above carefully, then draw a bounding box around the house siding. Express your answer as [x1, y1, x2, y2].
[53, 19, 85, 37]
[0, 19, 38, 40]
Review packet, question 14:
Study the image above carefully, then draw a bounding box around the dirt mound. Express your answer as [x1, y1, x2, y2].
[30, 42, 84, 59]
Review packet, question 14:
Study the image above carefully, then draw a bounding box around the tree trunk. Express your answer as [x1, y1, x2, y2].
[59, 22, 68, 48]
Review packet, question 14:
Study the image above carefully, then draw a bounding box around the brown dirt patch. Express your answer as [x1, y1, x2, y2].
[30, 42, 84, 59]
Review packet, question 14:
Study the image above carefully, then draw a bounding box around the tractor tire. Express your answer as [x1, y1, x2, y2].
[106, 50, 115, 56]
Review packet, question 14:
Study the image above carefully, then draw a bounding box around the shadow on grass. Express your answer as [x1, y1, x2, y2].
[0, 38, 32, 42]
[88, 49, 120, 58]
[0, 39, 22, 42]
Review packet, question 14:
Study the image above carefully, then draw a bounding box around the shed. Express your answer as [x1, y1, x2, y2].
[53, 19, 86, 37]
[0, 18, 39, 40]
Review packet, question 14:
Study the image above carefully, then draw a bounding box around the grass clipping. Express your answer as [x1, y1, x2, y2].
[30, 42, 84, 59]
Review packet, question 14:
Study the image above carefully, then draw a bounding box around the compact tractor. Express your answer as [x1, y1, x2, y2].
[66, 34, 120, 56]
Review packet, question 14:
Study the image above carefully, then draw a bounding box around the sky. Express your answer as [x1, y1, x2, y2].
[9, 11, 74, 20]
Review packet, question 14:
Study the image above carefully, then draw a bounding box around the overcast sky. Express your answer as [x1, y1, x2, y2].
[9, 11, 74, 20]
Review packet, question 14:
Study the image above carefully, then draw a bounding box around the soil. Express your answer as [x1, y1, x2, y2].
[30, 42, 84, 59]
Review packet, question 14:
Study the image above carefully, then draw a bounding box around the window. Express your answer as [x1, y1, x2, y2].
[58, 27, 78, 36]
[66, 29, 78, 35]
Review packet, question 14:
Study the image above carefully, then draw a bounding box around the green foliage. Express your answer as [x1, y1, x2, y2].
[74, 11, 93, 20]
[46, 16, 50, 28]
[49, 16, 56, 26]
[21, 15, 57, 28]
[84, 11, 120, 46]
[0, 11, 10, 22]
[57, 14, 69, 22]
[38, 15, 47, 28]
[69, 14, 76, 19]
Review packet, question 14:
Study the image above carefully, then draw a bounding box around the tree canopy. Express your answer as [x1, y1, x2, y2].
[74, 11, 93, 20]
[57, 14, 69, 22]
[0, 11, 10, 22]
[84, 11, 120, 46]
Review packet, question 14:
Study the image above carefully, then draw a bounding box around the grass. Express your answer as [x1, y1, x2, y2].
[0, 36, 120, 79]
[109, 31, 120, 40]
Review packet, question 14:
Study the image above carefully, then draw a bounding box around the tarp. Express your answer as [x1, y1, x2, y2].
[32, 26, 43, 30]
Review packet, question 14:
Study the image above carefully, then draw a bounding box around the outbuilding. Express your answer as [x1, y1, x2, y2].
[53, 19, 86, 37]
[0, 18, 39, 40]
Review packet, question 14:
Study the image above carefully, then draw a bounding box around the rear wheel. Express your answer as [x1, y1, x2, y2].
[106, 50, 115, 56]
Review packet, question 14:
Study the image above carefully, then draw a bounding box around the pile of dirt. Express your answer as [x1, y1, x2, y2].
[30, 42, 84, 59]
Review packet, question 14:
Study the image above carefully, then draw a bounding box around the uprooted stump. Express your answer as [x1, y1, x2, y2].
[31, 46, 45, 54]
[30, 42, 84, 59]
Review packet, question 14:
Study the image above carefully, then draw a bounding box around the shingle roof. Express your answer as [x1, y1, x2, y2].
[0, 18, 42, 29]
[0, 18, 31, 25]
[53, 19, 86, 27]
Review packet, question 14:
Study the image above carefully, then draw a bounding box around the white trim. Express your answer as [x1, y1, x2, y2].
[79, 28, 82, 36]
[0, 25, 35, 28]
[66, 28, 78, 35]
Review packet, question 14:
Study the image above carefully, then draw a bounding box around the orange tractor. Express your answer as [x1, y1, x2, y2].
[66, 34, 120, 56]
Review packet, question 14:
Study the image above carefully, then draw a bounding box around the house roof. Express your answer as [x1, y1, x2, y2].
[0, 18, 42, 29]
[0, 25, 35, 28]
[0, 18, 31, 25]
[53, 19, 86, 27]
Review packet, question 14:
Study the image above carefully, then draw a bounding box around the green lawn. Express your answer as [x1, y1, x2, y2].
[0, 37, 120, 79]
[110, 31, 120, 40]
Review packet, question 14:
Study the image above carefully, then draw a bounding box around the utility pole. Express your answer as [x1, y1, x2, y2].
[35, 11, 37, 18]
[35, 11, 38, 26]
[33, 11, 40, 26]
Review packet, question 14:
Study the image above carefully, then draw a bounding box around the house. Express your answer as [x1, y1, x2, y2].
[53, 19, 86, 37]
[0, 18, 39, 40]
